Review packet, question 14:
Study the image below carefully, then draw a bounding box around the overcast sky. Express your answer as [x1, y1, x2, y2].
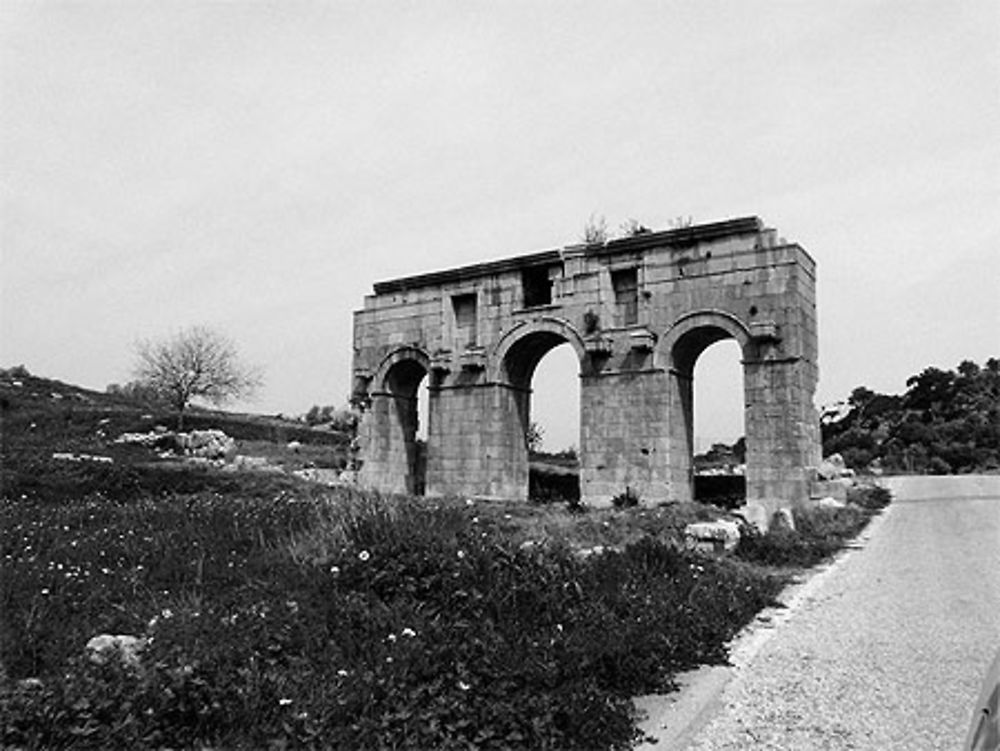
[2, 1, 998, 452]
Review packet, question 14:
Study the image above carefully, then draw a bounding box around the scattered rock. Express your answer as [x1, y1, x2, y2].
[815, 496, 846, 509]
[287, 440, 302, 453]
[52, 452, 113, 464]
[293, 467, 343, 485]
[116, 429, 234, 459]
[817, 453, 850, 480]
[85, 634, 146, 669]
[770, 507, 796, 533]
[227, 455, 283, 473]
[684, 519, 742, 553]
[187, 430, 235, 459]
[575, 545, 608, 559]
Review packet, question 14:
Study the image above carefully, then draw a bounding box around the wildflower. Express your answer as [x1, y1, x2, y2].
[465, 499, 474, 506]
[40, 588, 50, 595]
[401, 627, 416, 638]
[458, 680, 471, 691]
[330, 565, 340, 575]
[278, 698, 293, 706]
[358, 550, 370, 562]
[457, 550, 466, 559]
[387, 633, 397, 643]
[336, 669, 349, 677]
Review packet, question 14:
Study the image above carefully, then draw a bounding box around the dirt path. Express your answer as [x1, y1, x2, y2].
[640, 476, 1000, 750]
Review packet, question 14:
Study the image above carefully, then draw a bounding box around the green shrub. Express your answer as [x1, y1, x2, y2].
[611, 487, 640, 508]
[734, 504, 876, 568]
[846, 483, 892, 511]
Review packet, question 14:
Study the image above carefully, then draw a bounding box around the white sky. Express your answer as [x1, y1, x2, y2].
[3, 1, 998, 452]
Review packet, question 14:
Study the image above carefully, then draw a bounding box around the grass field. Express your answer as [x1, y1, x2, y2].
[0, 368, 889, 749]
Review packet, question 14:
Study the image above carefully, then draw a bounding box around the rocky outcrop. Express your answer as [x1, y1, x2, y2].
[115, 429, 235, 459]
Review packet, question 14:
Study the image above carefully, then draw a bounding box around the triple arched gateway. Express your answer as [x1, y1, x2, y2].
[351, 217, 821, 525]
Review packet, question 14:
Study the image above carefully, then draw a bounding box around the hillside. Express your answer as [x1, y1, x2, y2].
[0, 366, 352, 501]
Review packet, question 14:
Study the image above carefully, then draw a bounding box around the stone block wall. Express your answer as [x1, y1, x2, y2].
[351, 216, 821, 523]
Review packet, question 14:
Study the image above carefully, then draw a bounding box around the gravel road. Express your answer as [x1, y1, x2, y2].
[681, 476, 1000, 751]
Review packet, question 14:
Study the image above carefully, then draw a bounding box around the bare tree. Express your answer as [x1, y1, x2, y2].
[134, 326, 262, 428]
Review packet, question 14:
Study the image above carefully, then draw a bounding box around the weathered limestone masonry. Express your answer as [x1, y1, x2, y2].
[351, 216, 821, 526]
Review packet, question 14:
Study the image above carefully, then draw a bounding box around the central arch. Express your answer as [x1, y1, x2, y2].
[488, 318, 587, 500]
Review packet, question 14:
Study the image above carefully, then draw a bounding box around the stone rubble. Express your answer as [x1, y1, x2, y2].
[85, 634, 146, 669]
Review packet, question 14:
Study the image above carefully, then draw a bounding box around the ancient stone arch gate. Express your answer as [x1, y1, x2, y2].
[351, 216, 821, 523]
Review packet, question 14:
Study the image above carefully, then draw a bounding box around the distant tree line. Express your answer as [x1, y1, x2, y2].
[822, 358, 1000, 474]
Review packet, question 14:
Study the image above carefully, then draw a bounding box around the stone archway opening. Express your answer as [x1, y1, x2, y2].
[669, 323, 748, 505]
[501, 331, 582, 502]
[525, 342, 581, 502]
[369, 357, 429, 496]
[692, 339, 746, 508]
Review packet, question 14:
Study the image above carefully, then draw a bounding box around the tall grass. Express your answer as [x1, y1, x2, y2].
[2, 488, 785, 750]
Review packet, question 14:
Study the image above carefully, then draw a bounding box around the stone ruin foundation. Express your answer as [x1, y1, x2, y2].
[350, 216, 822, 527]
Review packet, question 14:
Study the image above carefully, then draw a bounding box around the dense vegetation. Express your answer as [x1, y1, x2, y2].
[1, 365, 892, 749]
[822, 358, 1000, 474]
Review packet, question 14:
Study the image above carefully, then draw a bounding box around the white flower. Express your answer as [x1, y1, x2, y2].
[457, 550, 466, 559]
[358, 550, 371, 562]
[278, 698, 293, 706]
[457, 680, 471, 691]
[329, 565, 340, 575]
[401, 628, 416, 638]
[337, 669, 349, 677]
[387, 633, 397, 642]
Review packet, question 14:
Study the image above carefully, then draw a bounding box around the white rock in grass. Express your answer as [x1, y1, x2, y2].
[771, 507, 796, 532]
[684, 520, 742, 552]
[86, 634, 146, 668]
[816, 496, 846, 509]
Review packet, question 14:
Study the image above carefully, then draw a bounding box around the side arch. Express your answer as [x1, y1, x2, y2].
[370, 345, 432, 393]
[358, 345, 432, 496]
[488, 316, 588, 385]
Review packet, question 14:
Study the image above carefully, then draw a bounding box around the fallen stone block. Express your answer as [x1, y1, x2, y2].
[684, 519, 741, 553]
